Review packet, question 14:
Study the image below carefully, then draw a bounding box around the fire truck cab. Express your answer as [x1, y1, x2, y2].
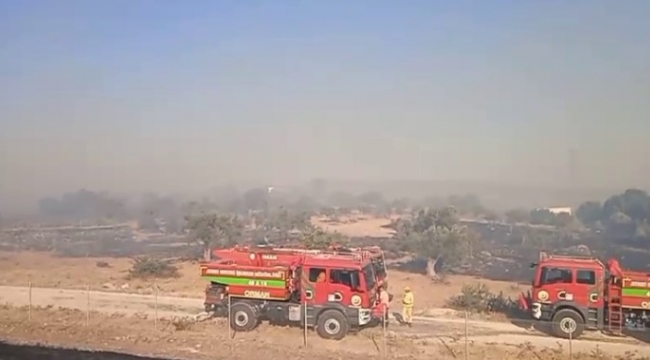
[522, 253, 606, 338]
[522, 252, 650, 339]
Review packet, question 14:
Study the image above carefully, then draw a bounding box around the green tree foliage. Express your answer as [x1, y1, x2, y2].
[185, 213, 244, 257]
[263, 207, 311, 240]
[395, 207, 477, 278]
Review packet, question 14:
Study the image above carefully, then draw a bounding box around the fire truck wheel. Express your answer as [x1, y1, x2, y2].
[551, 309, 584, 339]
[229, 303, 258, 332]
[316, 310, 349, 340]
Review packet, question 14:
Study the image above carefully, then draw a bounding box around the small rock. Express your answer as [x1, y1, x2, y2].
[102, 282, 116, 290]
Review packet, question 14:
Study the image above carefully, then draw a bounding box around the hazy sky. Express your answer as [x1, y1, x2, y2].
[1, 1, 649, 210]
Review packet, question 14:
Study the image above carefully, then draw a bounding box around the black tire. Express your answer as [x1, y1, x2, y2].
[316, 310, 350, 340]
[551, 308, 585, 339]
[229, 302, 258, 332]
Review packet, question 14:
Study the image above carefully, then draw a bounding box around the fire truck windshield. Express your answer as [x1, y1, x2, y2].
[363, 263, 376, 291]
[539, 266, 573, 285]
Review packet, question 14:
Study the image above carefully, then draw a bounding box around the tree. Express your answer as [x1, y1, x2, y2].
[619, 189, 650, 222]
[165, 214, 183, 234]
[243, 188, 270, 211]
[576, 188, 650, 243]
[607, 211, 635, 240]
[529, 209, 556, 226]
[576, 201, 603, 227]
[554, 212, 575, 228]
[389, 198, 411, 215]
[185, 213, 244, 260]
[447, 194, 484, 217]
[132, 193, 186, 234]
[264, 207, 311, 241]
[396, 207, 476, 279]
[137, 210, 159, 232]
[300, 226, 348, 249]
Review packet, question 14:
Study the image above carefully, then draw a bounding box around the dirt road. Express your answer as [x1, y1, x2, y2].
[1, 285, 648, 356]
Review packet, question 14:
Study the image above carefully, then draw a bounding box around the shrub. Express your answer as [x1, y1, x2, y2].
[128, 256, 179, 279]
[445, 283, 519, 314]
[171, 316, 195, 331]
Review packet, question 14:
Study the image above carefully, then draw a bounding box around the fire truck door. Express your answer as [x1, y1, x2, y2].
[327, 269, 360, 305]
[573, 268, 604, 308]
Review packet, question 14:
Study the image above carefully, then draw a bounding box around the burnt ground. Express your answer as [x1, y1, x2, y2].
[3, 219, 650, 284]
[0, 342, 173, 360]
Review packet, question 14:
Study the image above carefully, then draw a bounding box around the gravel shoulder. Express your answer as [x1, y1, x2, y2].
[1, 285, 649, 357]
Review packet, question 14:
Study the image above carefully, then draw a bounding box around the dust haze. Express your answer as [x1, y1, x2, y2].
[1, 1, 649, 214]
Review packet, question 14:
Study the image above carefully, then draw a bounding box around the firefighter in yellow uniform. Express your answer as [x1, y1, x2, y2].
[402, 286, 414, 326]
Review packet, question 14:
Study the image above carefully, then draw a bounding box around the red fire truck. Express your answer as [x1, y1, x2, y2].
[201, 247, 386, 340]
[520, 252, 650, 339]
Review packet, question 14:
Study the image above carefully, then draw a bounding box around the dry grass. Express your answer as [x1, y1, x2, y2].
[387, 270, 522, 312]
[310, 215, 397, 238]
[0, 251, 205, 297]
[0, 305, 646, 360]
[0, 251, 522, 313]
